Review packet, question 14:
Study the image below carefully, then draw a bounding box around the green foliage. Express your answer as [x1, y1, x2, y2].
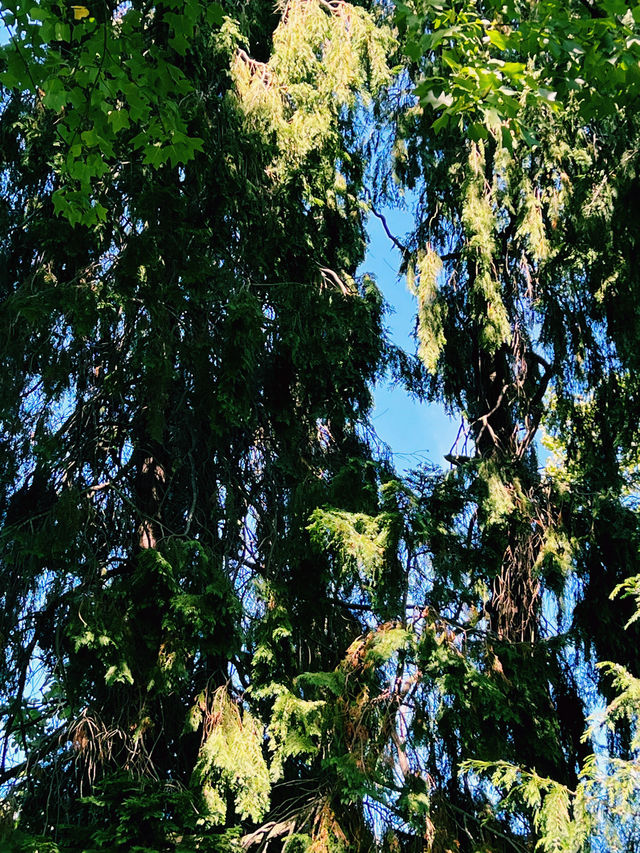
[0, 0, 393, 844]
[4, 0, 640, 849]
[0, 0, 393, 225]
[407, 245, 447, 373]
[612, 574, 640, 629]
[191, 688, 270, 825]
[465, 649, 640, 851]
[307, 508, 390, 583]
[1, 0, 216, 224]
[397, 0, 640, 140]
[269, 684, 326, 778]
[233, 0, 394, 185]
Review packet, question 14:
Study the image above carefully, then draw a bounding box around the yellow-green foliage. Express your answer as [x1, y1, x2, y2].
[517, 177, 550, 263]
[591, 660, 640, 752]
[612, 574, 640, 629]
[463, 761, 590, 853]
[363, 624, 411, 666]
[190, 687, 270, 824]
[541, 417, 572, 491]
[463, 143, 496, 260]
[268, 685, 326, 780]
[478, 461, 515, 527]
[411, 245, 447, 373]
[464, 589, 640, 851]
[462, 143, 511, 352]
[476, 270, 511, 352]
[535, 528, 574, 579]
[231, 0, 394, 182]
[307, 508, 390, 580]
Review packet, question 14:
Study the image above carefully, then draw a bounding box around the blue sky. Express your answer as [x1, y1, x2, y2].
[364, 206, 459, 473]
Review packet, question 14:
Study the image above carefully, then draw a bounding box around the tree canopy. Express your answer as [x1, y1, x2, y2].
[2, 0, 640, 850]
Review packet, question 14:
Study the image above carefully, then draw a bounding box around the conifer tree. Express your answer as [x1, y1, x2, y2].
[3, 0, 640, 850]
[0, 1, 396, 848]
[360, 0, 640, 848]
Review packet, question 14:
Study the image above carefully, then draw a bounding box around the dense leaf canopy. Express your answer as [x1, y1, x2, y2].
[2, 0, 640, 850]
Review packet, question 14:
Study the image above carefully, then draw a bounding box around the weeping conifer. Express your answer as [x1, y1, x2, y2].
[3, 0, 640, 850]
[0, 0, 395, 848]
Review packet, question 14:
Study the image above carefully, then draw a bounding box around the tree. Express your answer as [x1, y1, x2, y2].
[3, 0, 640, 850]
[364, 0, 640, 847]
[0, 0, 397, 848]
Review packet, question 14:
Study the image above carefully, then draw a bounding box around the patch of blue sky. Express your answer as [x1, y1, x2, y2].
[362, 205, 459, 474]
